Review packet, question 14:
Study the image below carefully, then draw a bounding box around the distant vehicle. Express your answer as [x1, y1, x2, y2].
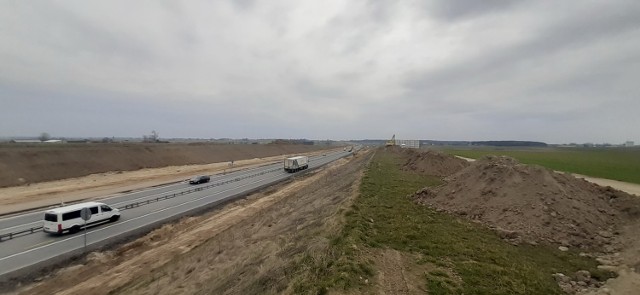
[43, 202, 120, 234]
[189, 175, 211, 184]
[284, 156, 309, 173]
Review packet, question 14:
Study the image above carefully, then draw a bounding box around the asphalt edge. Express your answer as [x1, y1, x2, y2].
[0, 152, 349, 290]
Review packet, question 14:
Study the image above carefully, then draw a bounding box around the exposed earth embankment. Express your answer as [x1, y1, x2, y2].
[8, 150, 370, 295]
[0, 143, 329, 188]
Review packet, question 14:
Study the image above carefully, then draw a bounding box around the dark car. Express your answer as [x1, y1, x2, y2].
[189, 175, 210, 184]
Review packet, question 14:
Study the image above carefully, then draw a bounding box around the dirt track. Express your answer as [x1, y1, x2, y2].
[574, 175, 640, 197]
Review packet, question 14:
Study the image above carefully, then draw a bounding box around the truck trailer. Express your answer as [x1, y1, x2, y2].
[284, 156, 309, 173]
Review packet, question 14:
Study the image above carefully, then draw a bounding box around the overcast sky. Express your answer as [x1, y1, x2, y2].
[1, 1, 639, 143]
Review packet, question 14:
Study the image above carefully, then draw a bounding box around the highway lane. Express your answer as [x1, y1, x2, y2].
[0, 154, 334, 235]
[0, 160, 282, 235]
[0, 150, 352, 279]
[0, 155, 333, 236]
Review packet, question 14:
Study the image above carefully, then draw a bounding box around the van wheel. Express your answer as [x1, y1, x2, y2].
[110, 215, 120, 222]
[69, 226, 81, 234]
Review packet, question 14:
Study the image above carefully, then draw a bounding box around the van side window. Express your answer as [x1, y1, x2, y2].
[90, 207, 99, 214]
[62, 210, 81, 221]
[44, 213, 58, 222]
[101, 205, 112, 212]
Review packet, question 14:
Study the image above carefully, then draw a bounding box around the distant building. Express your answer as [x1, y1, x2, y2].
[625, 141, 634, 147]
[67, 139, 90, 143]
[10, 139, 42, 143]
[395, 139, 420, 149]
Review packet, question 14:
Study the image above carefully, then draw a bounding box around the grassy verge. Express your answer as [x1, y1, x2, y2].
[444, 147, 640, 185]
[293, 148, 612, 294]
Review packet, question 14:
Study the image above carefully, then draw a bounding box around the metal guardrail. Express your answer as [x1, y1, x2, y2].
[0, 226, 44, 242]
[0, 167, 283, 242]
[117, 167, 282, 211]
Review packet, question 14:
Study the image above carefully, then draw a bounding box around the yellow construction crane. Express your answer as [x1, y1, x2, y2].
[385, 134, 396, 146]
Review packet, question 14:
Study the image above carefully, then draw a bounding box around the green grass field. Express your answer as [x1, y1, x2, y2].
[293, 149, 611, 294]
[443, 147, 640, 185]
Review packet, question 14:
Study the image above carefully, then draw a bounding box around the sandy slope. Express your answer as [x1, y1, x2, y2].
[8, 151, 370, 295]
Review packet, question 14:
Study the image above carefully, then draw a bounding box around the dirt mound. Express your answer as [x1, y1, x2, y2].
[0, 143, 329, 188]
[393, 148, 469, 177]
[414, 155, 640, 250]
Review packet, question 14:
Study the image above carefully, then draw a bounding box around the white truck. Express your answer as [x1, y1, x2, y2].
[284, 156, 309, 173]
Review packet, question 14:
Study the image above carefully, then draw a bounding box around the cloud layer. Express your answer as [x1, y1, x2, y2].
[1, 0, 639, 143]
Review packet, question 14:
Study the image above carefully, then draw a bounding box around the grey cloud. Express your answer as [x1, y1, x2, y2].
[232, 0, 257, 11]
[404, 3, 640, 109]
[14, 3, 156, 62]
[407, 3, 640, 92]
[424, 0, 520, 21]
[1, 1, 639, 143]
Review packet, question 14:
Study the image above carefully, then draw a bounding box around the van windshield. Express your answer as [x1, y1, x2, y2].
[44, 213, 57, 222]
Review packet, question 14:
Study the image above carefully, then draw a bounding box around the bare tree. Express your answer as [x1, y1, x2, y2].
[151, 130, 159, 142]
[143, 130, 160, 143]
[39, 132, 51, 142]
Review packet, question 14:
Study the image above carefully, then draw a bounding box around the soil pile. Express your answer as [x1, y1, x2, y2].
[0, 143, 329, 188]
[414, 155, 640, 250]
[395, 148, 469, 177]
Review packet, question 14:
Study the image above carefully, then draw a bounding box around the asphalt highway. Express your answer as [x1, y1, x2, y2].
[0, 149, 352, 279]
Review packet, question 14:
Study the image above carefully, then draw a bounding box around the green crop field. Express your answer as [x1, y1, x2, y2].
[442, 147, 640, 185]
[293, 149, 611, 294]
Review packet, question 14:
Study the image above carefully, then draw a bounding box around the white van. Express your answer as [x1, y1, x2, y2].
[43, 202, 120, 234]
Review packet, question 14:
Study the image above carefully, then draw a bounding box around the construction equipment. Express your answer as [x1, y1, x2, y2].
[385, 134, 396, 146]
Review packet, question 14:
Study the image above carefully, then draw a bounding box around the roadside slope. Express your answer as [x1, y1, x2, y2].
[9, 151, 371, 295]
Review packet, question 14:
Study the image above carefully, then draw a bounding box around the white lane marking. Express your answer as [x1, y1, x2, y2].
[0, 221, 43, 232]
[0, 182, 184, 223]
[0, 171, 285, 262]
[0, 151, 341, 233]
[0, 163, 286, 230]
[1, 152, 343, 257]
[1, 182, 221, 232]
[108, 164, 282, 207]
[24, 239, 55, 250]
